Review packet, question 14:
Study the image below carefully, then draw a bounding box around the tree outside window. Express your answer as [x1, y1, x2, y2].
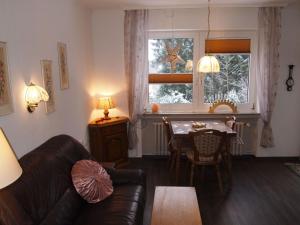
[148, 38, 193, 104]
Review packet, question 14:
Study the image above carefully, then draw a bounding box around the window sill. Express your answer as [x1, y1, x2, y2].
[142, 111, 260, 120]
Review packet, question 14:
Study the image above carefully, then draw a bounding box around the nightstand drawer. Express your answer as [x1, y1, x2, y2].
[102, 123, 127, 136]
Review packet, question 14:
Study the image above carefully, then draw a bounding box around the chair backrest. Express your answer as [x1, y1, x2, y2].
[162, 117, 171, 141]
[162, 117, 173, 152]
[224, 116, 236, 129]
[189, 129, 227, 161]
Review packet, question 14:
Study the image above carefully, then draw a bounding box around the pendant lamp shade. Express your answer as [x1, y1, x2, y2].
[197, 55, 220, 73]
[197, 0, 220, 74]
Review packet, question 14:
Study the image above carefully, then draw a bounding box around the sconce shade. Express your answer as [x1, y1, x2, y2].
[25, 83, 49, 105]
[25, 83, 49, 112]
[97, 97, 115, 110]
[0, 128, 22, 189]
[197, 55, 220, 73]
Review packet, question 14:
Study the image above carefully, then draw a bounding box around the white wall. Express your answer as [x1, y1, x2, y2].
[90, 9, 128, 121]
[0, 0, 93, 157]
[149, 7, 258, 31]
[4, 1, 295, 157]
[257, 2, 300, 157]
[90, 7, 258, 121]
[90, 7, 259, 156]
[91, 4, 300, 157]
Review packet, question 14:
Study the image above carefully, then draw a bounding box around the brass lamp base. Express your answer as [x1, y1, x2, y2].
[103, 109, 111, 120]
[27, 104, 38, 113]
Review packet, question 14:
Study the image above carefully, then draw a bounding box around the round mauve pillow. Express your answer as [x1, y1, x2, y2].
[71, 160, 113, 203]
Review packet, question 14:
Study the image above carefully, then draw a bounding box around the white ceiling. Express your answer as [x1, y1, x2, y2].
[80, 0, 294, 9]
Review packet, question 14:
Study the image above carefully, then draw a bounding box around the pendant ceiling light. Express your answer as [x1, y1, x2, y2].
[197, 0, 220, 73]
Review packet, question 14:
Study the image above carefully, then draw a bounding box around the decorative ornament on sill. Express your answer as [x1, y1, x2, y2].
[151, 103, 159, 113]
[286, 64, 295, 92]
[164, 41, 185, 72]
[208, 99, 238, 113]
[185, 60, 193, 72]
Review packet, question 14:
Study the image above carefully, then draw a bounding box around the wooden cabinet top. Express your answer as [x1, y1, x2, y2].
[89, 116, 129, 127]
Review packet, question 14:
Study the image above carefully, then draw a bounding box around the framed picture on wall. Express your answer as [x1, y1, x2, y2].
[57, 42, 69, 90]
[0, 42, 13, 116]
[41, 60, 55, 113]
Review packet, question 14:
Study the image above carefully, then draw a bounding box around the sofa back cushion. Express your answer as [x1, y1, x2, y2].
[0, 135, 91, 225]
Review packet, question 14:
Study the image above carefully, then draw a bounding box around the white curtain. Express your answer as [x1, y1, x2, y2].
[124, 10, 149, 149]
[257, 7, 282, 148]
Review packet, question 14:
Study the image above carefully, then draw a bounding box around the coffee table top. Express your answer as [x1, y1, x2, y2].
[151, 186, 202, 225]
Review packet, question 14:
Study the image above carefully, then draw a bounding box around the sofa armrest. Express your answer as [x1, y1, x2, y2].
[104, 168, 146, 187]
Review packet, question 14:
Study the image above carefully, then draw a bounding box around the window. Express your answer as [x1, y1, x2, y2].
[204, 39, 251, 104]
[147, 32, 255, 112]
[148, 37, 194, 104]
[204, 54, 250, 104]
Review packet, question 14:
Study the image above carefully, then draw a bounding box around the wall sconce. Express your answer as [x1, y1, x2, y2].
[97, 96, 115, 120]
[25, 82, 49, 113]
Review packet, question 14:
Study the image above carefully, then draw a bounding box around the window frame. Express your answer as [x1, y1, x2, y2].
[204, 31, 257, 112]
[203, 52, 251, 105]
[148, 31, 200, 112]
[146, 30, 257, 113]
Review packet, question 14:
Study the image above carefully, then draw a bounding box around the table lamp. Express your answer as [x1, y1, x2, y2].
[0, 128, 22, 189]
[97, 96, 115, 120]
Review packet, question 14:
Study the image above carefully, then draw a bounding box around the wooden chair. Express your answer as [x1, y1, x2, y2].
[187, 129, 227, 194]
[162, 117, 177, 171]
[224, 116, 250, 155]
[224, 116, 236, 130]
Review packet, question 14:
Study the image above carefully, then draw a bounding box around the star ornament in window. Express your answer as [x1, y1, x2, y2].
[164, 42, 185, 72]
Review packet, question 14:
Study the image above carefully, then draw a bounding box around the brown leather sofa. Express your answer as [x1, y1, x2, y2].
[0, 135, 146, 225]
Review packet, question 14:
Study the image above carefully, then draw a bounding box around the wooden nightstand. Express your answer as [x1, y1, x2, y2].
[88, 116, 129, 168]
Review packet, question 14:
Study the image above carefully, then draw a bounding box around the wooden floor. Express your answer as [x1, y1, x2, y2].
[125, 157, 300, 225]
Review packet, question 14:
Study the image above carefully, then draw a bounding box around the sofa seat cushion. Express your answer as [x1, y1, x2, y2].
[74, 185, 145, 225]
[40, 188, 84, 225]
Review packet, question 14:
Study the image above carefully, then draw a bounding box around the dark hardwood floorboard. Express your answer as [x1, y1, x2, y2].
[125, 157, 300, 225]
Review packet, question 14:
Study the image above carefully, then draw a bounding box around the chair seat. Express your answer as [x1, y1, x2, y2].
[186, 150, 222, 164]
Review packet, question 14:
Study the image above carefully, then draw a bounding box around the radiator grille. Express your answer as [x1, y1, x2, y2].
[231, 122, 245, 155]
[153, 122, 169, 155]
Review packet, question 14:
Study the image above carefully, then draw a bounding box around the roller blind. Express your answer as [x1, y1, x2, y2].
[205, 39, 251, 54]
[149, 74, 193, 84]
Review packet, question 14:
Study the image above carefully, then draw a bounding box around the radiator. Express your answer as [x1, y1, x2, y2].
[153, 122, 169, 155]
[231, 122, 246, 156]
